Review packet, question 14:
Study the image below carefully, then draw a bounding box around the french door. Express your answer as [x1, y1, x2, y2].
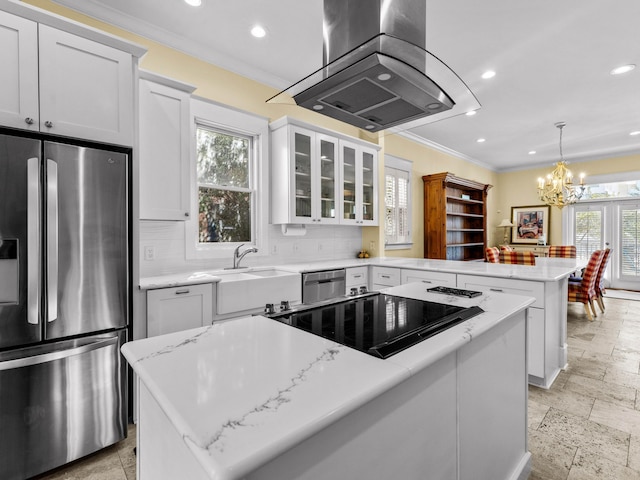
[567, 200, 640, 290]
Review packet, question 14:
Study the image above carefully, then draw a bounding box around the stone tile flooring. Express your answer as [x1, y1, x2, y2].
[529, 295, 640, 480]
[31, 295, 640, 480]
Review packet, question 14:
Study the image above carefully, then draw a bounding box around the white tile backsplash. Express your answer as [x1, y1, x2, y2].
[139, 221, 362, 278]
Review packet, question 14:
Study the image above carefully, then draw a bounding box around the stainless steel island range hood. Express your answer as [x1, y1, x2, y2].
[268, 0, 480, 133]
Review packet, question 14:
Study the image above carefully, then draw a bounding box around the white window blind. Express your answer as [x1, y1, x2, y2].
[621, 205, 640, 277]
[384, 155, 412, 248]
[574, 208, 603, 260]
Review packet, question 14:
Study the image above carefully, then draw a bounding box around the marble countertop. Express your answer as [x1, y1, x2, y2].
[122, 283, 534, 479]
[139, 256, 579, 290]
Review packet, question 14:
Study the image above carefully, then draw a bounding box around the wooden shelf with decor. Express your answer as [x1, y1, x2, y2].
[423, 172, 492, 261]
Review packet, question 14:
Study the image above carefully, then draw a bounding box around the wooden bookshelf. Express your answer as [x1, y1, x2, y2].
[423, 172, 492, 261]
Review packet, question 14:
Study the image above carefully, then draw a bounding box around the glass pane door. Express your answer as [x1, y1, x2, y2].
[342, 145, 356, 221]
[570, 200, 640, 290]
[362, 150, 375, 222]
[294, 131, 312, 219]
[619, 203, 640, 284]
[573, 205, 604, 261]
[319, 138, 336, 220]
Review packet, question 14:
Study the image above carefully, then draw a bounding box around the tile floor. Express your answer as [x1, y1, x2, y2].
[529, 295, 640, 480]
[31, 294, 640, 480]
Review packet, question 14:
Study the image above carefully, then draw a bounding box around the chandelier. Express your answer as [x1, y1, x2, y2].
[537, 122, 585, 208]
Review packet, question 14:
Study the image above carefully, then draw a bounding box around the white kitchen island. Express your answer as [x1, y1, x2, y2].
[123, 283, 534, 480]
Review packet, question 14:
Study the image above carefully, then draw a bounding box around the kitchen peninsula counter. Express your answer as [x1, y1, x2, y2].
[123, 283, 533, 480]
[139, 256, 579, 290]
[139, 257, 576, 389]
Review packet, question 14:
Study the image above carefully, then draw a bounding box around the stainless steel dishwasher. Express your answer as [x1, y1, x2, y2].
[302, 269, 346, 304]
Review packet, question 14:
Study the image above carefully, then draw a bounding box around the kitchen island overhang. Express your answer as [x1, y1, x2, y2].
[123, 283, 534, 480]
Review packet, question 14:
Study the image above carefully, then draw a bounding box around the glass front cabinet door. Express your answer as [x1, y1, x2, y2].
[290, 127, 339, 224]
[340, 140, 378, 226]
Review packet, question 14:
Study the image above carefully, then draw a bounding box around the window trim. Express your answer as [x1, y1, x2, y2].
[196, 123, 255, 244]
[384, 155, 413, 250]
[185, 97, 269, 260]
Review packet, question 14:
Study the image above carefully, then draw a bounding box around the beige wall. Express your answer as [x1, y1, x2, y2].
[495, 154, 640, 246]
[364, 134, 498, 258]
[26, 0, 640, 257]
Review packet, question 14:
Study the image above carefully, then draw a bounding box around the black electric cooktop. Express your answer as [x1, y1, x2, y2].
[264, 292, 484, 359]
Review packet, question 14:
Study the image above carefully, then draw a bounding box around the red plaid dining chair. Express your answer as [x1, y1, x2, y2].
[569, 248, 611, 313]
[567, 250, 604, 321]
[486, 247, 500, 263]
[548, 245, 577, 258]
[498, 251, 536, 265]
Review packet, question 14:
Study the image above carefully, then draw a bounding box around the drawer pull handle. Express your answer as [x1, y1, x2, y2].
[381, 275, 390, 279]
[353, 274, 362, 278]
[421, 280, 433, 283]
[175, 289, 190, 295]
[490, 288, 504, 292]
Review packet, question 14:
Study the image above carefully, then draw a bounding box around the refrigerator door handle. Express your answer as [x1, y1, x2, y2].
[47, 159, 58, 323]
[27, 157, 40, 325]
[0, 335, 118, 371]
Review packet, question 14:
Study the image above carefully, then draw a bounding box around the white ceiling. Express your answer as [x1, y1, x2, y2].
[52, 0, 640, 172]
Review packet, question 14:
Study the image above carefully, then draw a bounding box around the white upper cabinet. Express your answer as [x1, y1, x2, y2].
[139, 72, 195, 221]
[270, 117, 379, 226]
[38, 25, 134, 145]
[0, 7, 142, 146]
[0, 11, 39, 131]
[339, 140, 378, 226]
[271, 123, 340, 225]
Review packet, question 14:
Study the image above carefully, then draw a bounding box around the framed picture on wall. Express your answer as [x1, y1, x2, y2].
[511, 205, 550, 244]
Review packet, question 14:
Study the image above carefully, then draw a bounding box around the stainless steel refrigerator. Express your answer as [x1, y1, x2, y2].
[0, 132, 129, 479]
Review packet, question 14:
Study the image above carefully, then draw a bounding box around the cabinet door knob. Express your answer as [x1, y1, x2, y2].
[25, 117, 34, 125]
[44, 121, 54, 128]
[184, 212, 190, 217]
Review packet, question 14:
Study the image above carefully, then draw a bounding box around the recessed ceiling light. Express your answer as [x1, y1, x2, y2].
[184, 0, 201, 6]
[312, 104, 323, 111]
[465, 110, 477, 116]
[251, 25, 266, 38]
[365, 125, 375, 130]
[528, 151, 536, 155]
[377, 73, 392, 81]
[476, 138, 486, 143]
[481, 70, 496, 80]
[631, 131, 640, 136]
[610, 64, 635, 75]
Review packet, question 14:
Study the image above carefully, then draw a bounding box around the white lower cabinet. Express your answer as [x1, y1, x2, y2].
[345, 266, 368, 294]
[458, 312, 528, 480]
[527, 307, 545, 378]
[400, 269, 457, 287]
[456, 274, 552, 385]
[370, 266, 400, 291]
[146, 284, 213, 337]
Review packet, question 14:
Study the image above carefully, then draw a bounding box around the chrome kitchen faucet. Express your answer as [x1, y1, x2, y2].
[232, 244, 258, 269]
